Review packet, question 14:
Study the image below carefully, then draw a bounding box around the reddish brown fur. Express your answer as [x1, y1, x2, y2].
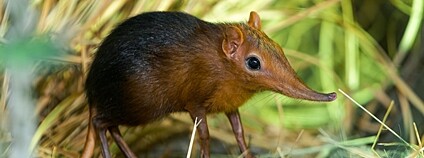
[82, 11, 336, 158]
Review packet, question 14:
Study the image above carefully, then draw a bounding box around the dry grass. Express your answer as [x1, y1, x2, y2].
[0, 0, 423, 157]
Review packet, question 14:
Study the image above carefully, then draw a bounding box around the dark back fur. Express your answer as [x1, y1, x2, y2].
[85, 12, 231, 126]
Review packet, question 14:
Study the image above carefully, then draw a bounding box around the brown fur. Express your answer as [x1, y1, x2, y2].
[82, 11, 336, 158]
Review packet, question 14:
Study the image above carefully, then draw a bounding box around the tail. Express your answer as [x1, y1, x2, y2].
[81, 106, 96, 158]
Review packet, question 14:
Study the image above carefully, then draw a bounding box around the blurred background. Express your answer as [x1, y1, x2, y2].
[0, 0, 423, 157]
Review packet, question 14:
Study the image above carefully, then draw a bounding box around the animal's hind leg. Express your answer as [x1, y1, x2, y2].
[81, 107, 95, 158]
[108, 126, 137, 158]
[92, 117, 112, 158]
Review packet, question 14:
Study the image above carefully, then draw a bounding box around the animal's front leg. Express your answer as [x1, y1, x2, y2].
[226, 110, 255, 158]
[188, 107, 210, 158]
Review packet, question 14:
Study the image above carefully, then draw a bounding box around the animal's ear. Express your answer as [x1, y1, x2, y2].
[222, 26, 244, 58]
[248, 11, 261, 30]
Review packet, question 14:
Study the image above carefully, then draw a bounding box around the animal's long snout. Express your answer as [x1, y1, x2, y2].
[277, 75, 337, 102]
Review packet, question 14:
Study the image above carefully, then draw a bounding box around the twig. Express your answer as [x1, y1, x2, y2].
[371, 101, 394, 158]
[338, 89, 412, 147]
[186, 117, 202, 158]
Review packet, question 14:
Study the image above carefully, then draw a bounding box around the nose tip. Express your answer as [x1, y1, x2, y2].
[327, 92, 337, 101]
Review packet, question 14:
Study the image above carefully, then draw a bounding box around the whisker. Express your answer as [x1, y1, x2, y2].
[250, 92, 277, 106]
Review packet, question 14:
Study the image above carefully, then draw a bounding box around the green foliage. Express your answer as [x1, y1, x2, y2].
[0, 37, 58, 68]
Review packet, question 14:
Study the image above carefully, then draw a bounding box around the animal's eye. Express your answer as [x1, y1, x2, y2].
[245, 56, 261, 70]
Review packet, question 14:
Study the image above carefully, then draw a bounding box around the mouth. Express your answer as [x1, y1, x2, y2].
[299, 91, 337, 102]
[283, 89, 336, 102]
